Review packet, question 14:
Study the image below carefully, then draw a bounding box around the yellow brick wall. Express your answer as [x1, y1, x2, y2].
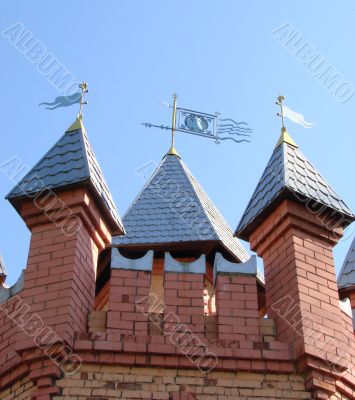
[0, 376, 35, 400]
[0, 367, 351, 399]
[53, 364, 312, 399]
[330, 394, 351, 400]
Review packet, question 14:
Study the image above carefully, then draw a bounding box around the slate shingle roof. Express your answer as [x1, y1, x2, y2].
[6, 117, 124, 235]
[338, 236, 355, 290]
[235, 130, 355, 240]
[113, 153, 248, 262]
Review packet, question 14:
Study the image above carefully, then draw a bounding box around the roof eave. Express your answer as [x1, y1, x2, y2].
[235, 188, 355, 242]
[235, 187, 288, 241]
[6, 179, 125, 236]
[5, 177, 91, 214]
[86, 183, 125, 236]
[338, 284, 355, 296]
[219, 242, 249, 263]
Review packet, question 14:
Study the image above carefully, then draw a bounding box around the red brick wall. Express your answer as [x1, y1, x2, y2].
[163, 272, 204, 335]
[107, 269, 151, 335]
[216, 274, 259, 341]
[0, 295, 27, 386]
[20, 220, 98, 341]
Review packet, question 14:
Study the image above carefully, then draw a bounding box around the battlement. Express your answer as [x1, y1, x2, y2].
[0, 117, 354, 399]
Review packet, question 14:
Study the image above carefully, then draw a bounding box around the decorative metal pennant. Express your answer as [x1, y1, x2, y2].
[142, 94, 252, 144]
[38, 81, 88, 113]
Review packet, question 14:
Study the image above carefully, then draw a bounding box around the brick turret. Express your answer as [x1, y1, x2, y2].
[19, 188, 114, 342]
[0, 115, 124, 399]
[236, 128, 355, 398]
[6, 116, 124, 342]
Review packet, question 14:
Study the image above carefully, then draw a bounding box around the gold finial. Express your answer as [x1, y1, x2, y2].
[167, 93, 179, 155]
[274, 95, 298, 148]
[275, 94, 285, 129]
[66, 114, 86, 133]
[78, 81, 88, 116]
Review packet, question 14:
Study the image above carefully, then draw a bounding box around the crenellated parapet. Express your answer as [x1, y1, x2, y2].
[0, 114, 354, 399]
[79, 249, 294, 377]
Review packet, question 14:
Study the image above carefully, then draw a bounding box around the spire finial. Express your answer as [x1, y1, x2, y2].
[167, 93, 179, 156]
[275, 94, 285, 130]
[78, 81, 88, 117]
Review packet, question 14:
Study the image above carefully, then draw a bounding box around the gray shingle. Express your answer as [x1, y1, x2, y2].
[236, 131, 354, 240]
[6, 117, 124, 235]
[338, 236, 355, 290]
[113, 153, 248, 262]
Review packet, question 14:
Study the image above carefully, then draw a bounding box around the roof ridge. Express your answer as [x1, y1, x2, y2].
[177, 158, 220, 242]
[284, 143, 354, 216]
[178, 158, 248, 261]
[281, 142, 287, 187]
[235, 143, 285, 235]
[78, 124, 93, 184]
[79, 124, 122, 228]
[120, 157, 166, 223]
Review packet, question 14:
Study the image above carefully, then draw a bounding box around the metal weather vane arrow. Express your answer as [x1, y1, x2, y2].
[141, 94, 252, 145]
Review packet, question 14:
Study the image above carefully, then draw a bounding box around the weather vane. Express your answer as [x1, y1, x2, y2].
[275, 95, 285, 129]
[142, 94, 252, 145]
[78, 81, 89, 116]
[39, 81, 89, 112]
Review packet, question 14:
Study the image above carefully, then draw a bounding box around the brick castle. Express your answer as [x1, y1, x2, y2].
[0, 113, 354, 400]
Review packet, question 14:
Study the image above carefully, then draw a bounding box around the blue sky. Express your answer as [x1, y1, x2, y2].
[0, 1, 354, 285]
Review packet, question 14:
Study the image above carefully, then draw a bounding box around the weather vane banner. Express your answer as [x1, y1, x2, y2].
[39, 82, 88, 113]
[142, 95, 252, 144]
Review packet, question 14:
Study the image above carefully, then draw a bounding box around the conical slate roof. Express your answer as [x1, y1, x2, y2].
[6, 116, 124, 235]
[338, 236, 355, 290]
[236, 128, 354, 240]
[113, 153, 248, 262]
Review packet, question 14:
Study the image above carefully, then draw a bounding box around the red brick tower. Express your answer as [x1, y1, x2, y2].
[236, 126, 355, 398]
[0, 115, 124, 399]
